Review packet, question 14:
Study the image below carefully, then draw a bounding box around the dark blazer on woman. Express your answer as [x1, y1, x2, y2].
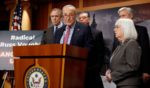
[110, 39, 141, 87]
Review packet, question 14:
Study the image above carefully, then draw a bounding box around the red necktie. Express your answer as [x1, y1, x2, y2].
[63, 26, 71, 44]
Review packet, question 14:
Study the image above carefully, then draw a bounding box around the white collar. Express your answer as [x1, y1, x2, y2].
[55, 22, 63, 29]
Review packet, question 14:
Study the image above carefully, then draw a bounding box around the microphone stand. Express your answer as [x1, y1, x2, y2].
[1, 72, 8, 88]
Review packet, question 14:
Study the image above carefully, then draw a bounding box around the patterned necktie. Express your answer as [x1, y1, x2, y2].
[63, 26, 71, 44]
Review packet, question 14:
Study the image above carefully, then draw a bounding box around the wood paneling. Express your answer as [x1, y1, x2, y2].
[83, 0, 131, 7]
[31, 3, 49, 30]
[52, 0, 79, 9]
[1, 0, 150, 30]
[79, 0, 150, 11]
[0, 0, 10, 30]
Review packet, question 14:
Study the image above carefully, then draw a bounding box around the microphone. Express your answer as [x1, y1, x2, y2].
[27, 31, 46, 45]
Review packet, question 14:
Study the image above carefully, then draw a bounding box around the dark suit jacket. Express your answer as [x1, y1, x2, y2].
[41, 25, 64, 44]
[112, 25, 150, 73]
[85, 30, 105, 88]
[41, 27, 54, 44]
[135, 25, 150, 74]
[54, 22, 93, 49]
[111, 39, 141, 86]
[89, 31, 105, 71]
[49, 26, 60, 35]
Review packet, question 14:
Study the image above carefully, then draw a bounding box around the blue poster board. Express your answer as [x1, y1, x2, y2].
[0, 31, 44, 70]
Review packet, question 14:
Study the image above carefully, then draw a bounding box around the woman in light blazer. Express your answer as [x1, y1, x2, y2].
[105, 18, 141, 88]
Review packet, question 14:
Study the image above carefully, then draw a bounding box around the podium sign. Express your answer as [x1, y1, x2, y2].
[13, 44, 88, 88]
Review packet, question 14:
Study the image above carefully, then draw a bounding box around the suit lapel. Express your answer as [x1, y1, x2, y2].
[111, 40, 131, 63]
[55, 25, 66, 43]
[70, 22, 80, 44]
[110, 45, 122, 62]
[48, 26, 54, 34]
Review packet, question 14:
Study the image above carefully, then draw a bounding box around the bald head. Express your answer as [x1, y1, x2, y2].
[78, 12, 90, 25]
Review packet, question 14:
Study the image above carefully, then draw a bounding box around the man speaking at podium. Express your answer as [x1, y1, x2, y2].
[54, 4, 93, 49]
[54, 4, 94, 88]
[42, 4, 94, 88]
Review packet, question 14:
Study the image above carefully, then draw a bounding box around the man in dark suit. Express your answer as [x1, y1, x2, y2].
[78, 12, 105, 88]
[41, 8, 64, 44]
[41, 28, 54, 44]
[54, 5, 93, 49]
[112, 7, 150, 88]
[54, 5, 94, 88]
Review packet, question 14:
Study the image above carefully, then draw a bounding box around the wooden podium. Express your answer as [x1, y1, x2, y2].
[13, 44, 88, 88]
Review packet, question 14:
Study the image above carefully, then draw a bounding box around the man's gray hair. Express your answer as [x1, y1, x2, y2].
[115, 18, 137, 40]
[62, 4, 77, 14]
[51, 8, 62, 16]
[118, 7, 133, 14]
